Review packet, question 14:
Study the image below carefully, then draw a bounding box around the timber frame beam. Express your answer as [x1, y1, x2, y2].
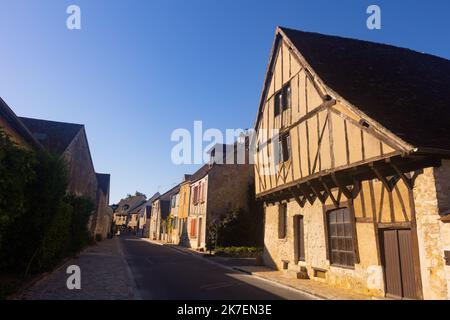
[258, 154, 442, 208]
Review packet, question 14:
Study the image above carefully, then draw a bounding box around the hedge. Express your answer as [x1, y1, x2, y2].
[0, 129, 95, 276]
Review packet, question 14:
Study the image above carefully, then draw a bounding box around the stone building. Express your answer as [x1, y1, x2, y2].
[126, 199, 147, 233]
[19, 117, 112, 238]
[168, 190, 181, 244]
[149, 186, 179, 241]
[139, 193, 160, 237]
[20, 117, 98, 200]
[1, 98, 112, 240]
[94, 173, 112, 240]
[113, 195, 146, 231]
[187, 142, 254, 250]
[175, 175, 192, 246]
[253, 27, 450, 299]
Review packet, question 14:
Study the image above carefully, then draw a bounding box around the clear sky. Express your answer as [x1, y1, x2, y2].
[1, 0, 449, 204]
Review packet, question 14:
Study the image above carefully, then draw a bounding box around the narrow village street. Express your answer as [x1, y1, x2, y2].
[21, 236, 312, 300]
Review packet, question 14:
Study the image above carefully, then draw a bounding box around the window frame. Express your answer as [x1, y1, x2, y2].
[282, 84, 291, 111]
[273, 83, 291, 117]
[277, 133, 291, 164]
[324, 205, 359, 269]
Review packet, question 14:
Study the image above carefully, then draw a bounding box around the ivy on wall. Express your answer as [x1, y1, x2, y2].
[0, 129, 95, 275]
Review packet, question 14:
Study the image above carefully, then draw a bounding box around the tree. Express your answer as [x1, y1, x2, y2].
[126, 191, 146, 199]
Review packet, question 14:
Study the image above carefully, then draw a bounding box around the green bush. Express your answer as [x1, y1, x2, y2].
[0, 129, 95, 276]
[214, 246, 263, 258]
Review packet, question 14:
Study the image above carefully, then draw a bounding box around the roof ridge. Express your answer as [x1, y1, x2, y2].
[278, 26, 450, 63]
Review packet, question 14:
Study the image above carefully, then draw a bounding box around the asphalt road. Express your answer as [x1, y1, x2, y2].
[119, 236, 312, 300]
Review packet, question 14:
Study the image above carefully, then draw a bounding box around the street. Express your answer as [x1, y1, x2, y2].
[22, 236, 312, 300]
[120, 236, 312, 300]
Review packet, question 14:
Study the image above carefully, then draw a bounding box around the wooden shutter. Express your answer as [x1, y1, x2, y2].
[382, 229, 403, 297]
[278, 204, 287, 239]
[381, 229, 418, 299]
[398, 230, 417, 299]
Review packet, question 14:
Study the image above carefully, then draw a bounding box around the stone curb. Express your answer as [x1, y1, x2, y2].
[231, 267, 328, 300]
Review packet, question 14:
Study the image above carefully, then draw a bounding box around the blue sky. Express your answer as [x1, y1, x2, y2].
[1, 0, 449, 204]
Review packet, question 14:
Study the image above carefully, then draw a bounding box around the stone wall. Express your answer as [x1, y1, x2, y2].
[94, 190, 112, 240]
[263, 197, 384, 297]
[414, 161, 450, 299]
[63, 128, 98, 201]
[207, 164, 254, 225]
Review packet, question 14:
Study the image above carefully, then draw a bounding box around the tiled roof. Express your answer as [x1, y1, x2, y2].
[19, 117, 83, 155]
[188, 164, 211, 184]
[262, 27, 450, 151]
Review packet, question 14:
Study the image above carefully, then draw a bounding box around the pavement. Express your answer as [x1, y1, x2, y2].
[20, 237, 137, 300]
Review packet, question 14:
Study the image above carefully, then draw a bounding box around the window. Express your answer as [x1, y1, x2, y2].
[200, 182, 205, 202]
[282, 84, 291, 111]
[274, 91, 282, 117]
[277, 133, 291, 164]
[278, 203, 287, 239]
[274, 84, 291, 117]
[327, 208, 356, 268]
[193, 186, 199, 204]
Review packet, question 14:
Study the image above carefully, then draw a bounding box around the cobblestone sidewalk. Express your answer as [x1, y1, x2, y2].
[20, 238, 138, 300]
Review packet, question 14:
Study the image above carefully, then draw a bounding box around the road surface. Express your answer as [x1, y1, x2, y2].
[120, 236, 312, 300]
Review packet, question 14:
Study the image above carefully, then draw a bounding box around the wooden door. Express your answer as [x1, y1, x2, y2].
[380, 229, 418, 299]
[295, 216, 305, 262]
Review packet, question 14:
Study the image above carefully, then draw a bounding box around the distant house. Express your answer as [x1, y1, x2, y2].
[138, 193, 160, 237]
[112, 195, 146, 231]
[174, 175, 192, 246]
[187, 141, 254, 250]
[149, 185, 179, 241]
[127, 199, 147, 233]
[253, 27, 450, 299]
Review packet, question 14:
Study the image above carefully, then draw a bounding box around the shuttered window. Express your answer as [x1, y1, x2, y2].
[278, 203, 287, 239]
[327, 208, 356, 268]
[190, 218, 197, 237]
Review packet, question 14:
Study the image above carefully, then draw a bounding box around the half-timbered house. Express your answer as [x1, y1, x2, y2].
[254, 27, 450, 299]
